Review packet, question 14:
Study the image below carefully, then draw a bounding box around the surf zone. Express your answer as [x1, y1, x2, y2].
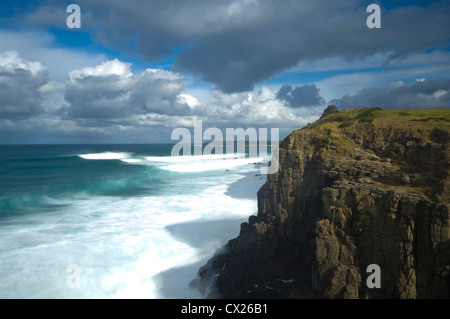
[171, 120, 280, 174]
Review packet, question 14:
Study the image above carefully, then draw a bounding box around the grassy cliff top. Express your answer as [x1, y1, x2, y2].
[316, 107, 450, 130]
[283, 107, 450, 202]
[288, 107, 450, 150]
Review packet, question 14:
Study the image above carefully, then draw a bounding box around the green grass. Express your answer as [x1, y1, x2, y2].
[354, 107, 383, 124]
[338, 120, 354, 128]
[319, 107, 385, 126]
[290, 107, 450, 154]
[410, 117, 450, 123]
[315, 107, 450, 131]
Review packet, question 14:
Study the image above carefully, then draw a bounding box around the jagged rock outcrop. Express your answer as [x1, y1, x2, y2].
[193, 108, 450, 299]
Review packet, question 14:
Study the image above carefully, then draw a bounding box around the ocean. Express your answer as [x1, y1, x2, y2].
[0, 144, 268, 298]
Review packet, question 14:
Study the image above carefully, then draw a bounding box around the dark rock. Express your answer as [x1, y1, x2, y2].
[193, 110, 450, 299]
[320, 105, 339, 119]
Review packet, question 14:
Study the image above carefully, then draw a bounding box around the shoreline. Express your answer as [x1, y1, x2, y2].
[157, 169, 267, 298]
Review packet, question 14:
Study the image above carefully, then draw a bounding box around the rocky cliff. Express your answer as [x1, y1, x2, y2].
[193, 107, 450, 299]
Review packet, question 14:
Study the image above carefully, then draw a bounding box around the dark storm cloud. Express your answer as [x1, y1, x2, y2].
[173, 1, 450, 93]
[21, 0, 450, 93]
[329, 79, 450, 109]
[0, 51, 49, 120]
[276, 84, 325, 107]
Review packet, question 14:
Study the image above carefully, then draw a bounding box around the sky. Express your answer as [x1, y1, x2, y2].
[0, 0, 449, 144]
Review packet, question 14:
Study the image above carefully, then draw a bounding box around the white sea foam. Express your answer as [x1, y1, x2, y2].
[0, 156, 266, 299]
[162, 157, 266, 173]
[115, 152, 271, 174]
[144, 153, 269, 173]
[120, 158, 145, 164]
[145, 153, 239, 163]
[78, 152, 132, 160]
[79, 151, 272, 175]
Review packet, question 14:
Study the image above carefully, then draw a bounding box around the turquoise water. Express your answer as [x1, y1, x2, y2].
[0, 144, 267, 298]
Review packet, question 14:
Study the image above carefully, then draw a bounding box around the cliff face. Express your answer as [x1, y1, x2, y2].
[194, 108, 450, 299]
